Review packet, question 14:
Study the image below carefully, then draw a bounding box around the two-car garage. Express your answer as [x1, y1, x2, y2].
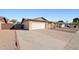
[31, 22, 46, 30]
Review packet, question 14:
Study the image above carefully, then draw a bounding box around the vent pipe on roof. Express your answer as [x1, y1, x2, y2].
[3, 17, 7, 24]
[21, 18, 25, 24]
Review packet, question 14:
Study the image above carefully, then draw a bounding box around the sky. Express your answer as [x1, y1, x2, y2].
[0, 9, 79, 22]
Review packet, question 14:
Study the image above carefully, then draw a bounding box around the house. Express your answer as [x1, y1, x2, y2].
[0, 16, 14, 30]
[61, 24, 65, 28]
[21, 17, 55, 30]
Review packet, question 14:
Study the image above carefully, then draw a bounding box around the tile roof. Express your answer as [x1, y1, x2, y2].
[0, 16, 7, 23]
[21, 17, 49, 23]
[33, 17, 48, 22]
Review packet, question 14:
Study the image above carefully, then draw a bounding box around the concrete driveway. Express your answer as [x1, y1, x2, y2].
[0, 30, 79, 50]
[16, 30, 78, 50]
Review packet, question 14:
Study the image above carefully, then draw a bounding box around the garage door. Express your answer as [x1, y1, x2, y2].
[31, 22, 45, 30]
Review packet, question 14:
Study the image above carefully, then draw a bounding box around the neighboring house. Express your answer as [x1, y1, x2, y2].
[55, 22, 66, 28]
[21, 17, 55, 30]
[0, 16, 14, 30]
[61, 24, 65, 28]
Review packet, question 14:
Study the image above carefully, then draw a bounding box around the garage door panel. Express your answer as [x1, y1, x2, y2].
[31, 22, 45, 30]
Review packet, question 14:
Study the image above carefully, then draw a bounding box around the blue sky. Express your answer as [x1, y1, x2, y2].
[0, 9, 79, 22]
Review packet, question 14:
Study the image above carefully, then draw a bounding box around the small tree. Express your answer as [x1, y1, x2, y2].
[57, 20, 64, 25]
[17, 21, 20, 24]
[73, 18, 79, 23]
[58, 20, 64, 23]
[10, 19, 17, 24]
[72, 18, 79, 26]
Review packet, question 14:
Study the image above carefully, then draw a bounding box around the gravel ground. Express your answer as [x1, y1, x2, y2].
[0, 30, 79, 50]
[0, 30, 17, 50]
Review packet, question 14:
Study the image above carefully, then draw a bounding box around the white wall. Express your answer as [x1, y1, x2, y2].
[31, 22, 45, 30]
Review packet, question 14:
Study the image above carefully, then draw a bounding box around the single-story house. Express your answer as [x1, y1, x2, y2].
[0, 16, 14, 30]
[21, 17, 55, 30]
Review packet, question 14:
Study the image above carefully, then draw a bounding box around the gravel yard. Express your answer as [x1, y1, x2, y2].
[0, 30, 17, 50]
[0, 30, 79, 50]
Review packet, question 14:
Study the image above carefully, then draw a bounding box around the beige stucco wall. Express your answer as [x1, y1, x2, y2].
[0, 21, 14, 30]
[45, 22, 55, 29]
[29, 21, 32, 30]
[45, 22, 49, 29]
[1, 23, 14, 30]
[0, 23, 1, 30]
[48, 23, 51, 29]
[22, 21, 29, 30]
[0, 22, 3, 30]
[51, 23, 55, 29]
